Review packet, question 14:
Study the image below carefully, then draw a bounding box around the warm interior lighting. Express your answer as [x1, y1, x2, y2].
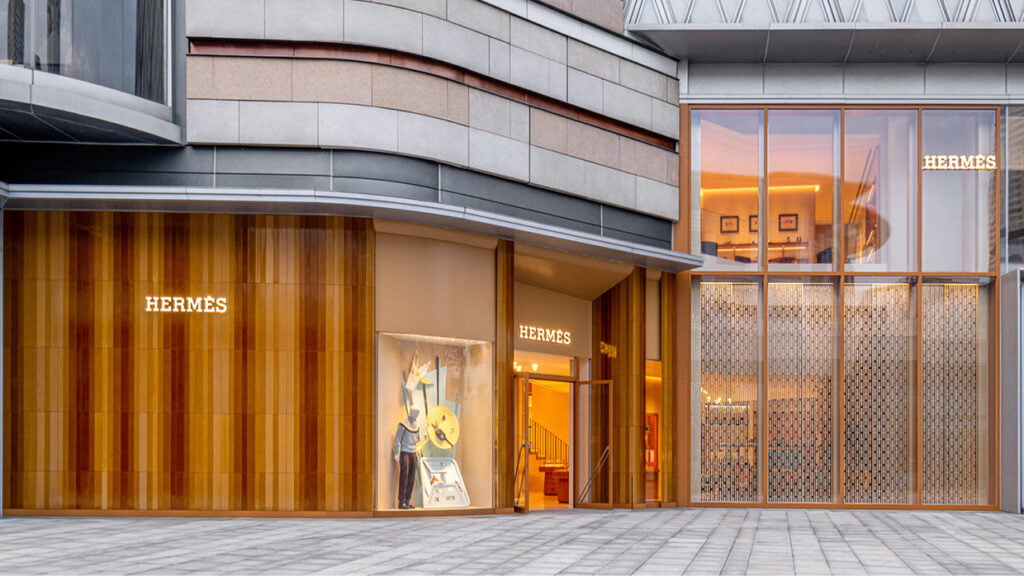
[531, 363, 539, 371]
[701, 184, 821, 194]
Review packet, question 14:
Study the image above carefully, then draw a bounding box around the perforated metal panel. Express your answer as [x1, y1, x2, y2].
[922, 283, 985, 505]
[843, 283, 914, 504]
[698, 282, 760, 503]
[767, 282, 835, 503]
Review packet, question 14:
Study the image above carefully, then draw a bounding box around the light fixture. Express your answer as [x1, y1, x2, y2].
[531, 363, 539, 371]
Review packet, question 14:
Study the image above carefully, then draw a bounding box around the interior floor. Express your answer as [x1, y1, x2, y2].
[527, 453, 569, 510]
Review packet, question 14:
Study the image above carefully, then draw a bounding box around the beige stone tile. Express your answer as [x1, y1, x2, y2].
[187, 56, 215, 99]
[212, 57, 293, 102]
[529, 109, 568, 153]
[371, 67, 448, 119]
[666, 77, 680, 104]
[666, 152, 680, 186]
[571, 0, 624, 34]
[446, 83, 469, 125]
[567, 121, 619, 168]
[292, 60, 372, 105]
[620, 137, 669, 184]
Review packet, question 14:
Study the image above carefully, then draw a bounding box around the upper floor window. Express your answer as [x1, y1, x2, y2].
[692, 107, 998, 275]
[1, 0, 166, 103]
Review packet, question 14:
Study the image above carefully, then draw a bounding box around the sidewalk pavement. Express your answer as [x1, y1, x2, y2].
[1, 508, 1023, 574]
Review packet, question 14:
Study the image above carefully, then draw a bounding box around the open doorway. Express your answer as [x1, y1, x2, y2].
[512, 353, 613, 513]
[513, 351, 575, 511]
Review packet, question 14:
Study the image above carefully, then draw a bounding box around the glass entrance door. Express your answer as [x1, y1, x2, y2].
[513, 375, 530, 513]
[573, 380, 613, 509]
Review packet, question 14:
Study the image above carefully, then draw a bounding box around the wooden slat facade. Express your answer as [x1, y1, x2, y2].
[3, 211, 374, 512]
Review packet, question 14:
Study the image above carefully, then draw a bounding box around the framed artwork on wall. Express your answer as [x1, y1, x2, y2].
[749, 215, 758, 232]
[720, 216, 739, 234]
[779, 213, 798, 232]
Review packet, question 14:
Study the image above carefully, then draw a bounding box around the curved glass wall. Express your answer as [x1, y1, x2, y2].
[1, 0, 166, 103]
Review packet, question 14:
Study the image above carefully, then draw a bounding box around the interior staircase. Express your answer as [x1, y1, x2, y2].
[530, 419, 570, 503]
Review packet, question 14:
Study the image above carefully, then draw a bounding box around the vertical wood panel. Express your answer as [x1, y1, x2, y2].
[3, 211, 373, 512]
[595, 267, 646, 508]
[495, 240, 514, 509]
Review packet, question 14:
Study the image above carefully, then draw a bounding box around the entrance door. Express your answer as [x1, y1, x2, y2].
[513, 375, 530, 513]
[573, 380, 613, 509]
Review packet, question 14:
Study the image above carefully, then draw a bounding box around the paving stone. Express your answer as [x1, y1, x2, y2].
[2, 509, 1024, 574]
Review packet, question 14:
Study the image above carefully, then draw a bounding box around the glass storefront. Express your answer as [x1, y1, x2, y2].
[689, 107, 1000, 507]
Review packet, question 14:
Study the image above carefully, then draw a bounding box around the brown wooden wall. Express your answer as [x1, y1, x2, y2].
[3, 211, 374, 512]
[594, 268, 646, 508]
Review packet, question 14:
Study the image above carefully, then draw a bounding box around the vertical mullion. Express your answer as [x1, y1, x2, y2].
[916, 108, 925, 506]
[837, 108, 846, 505]
[761, 108, 769, 504]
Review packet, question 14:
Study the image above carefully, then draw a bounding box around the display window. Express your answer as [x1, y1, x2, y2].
[376, 333, 493, 511]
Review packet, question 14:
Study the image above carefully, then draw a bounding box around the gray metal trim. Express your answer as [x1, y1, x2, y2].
[4, 184, 702, 272]
[0, 205, 3, 518]
[1001, 270, 1023, 513]
[0, 69, 181, 144]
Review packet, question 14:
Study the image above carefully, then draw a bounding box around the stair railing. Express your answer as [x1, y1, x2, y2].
[529, 419, 569, 467]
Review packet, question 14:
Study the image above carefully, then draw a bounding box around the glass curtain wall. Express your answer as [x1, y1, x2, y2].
[1, 0, 166, 102]
[690, 107, 999, 507]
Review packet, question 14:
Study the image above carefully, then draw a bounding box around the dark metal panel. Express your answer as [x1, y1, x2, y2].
[0, 110, 75, 141]
[215, 174, 332, 190]
[332, 150, 438, 188]
[332, 176, 438, 202]
[0, 143, 212, 174]
[439, 189, 603, 236]
[601, 205, 673, 245]
[215, 147, 330, 176]
[439, 166, 602, 226]
[601, 227, 672, 250]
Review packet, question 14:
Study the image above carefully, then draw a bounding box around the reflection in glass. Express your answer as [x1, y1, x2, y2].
[692, 278, 761, 502]
[574, 380, 611, 507]
[644, 277, 663, 502]
[843, 279, 916, 504]
[2, 0, 166, 103]
[766, 279, 836, 503]
[693, 110, 762, 269]
[921, 279, 993, 505]
[767, 110, 838, 271]
[922, 110, 997, 273]
[1005, 107, 1024, 266]
[843, 110, 918, 272]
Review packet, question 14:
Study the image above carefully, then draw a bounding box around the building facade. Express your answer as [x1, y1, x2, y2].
[1, 0, 1022, 516]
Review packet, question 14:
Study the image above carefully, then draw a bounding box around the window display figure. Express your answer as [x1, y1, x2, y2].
[394, 405, 422, 509]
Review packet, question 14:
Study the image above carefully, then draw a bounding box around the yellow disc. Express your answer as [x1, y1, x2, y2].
[426, 405, 460, 449]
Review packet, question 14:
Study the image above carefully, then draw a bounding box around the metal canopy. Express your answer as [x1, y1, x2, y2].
[629, 24, 1024, 63]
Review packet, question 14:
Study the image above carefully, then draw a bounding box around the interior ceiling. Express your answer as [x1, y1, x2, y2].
[515, 243, 634, 300]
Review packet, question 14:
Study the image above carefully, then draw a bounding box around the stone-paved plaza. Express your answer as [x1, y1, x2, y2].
[1, 508, 1023, 574]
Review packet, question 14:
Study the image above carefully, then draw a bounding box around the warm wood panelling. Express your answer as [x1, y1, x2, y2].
[495, 240, 515, 510]
[594, 267, 646, 508]
[3, 211, 374, 512]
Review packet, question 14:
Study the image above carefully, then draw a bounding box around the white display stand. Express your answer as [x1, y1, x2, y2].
[419, 457, 471, 508]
